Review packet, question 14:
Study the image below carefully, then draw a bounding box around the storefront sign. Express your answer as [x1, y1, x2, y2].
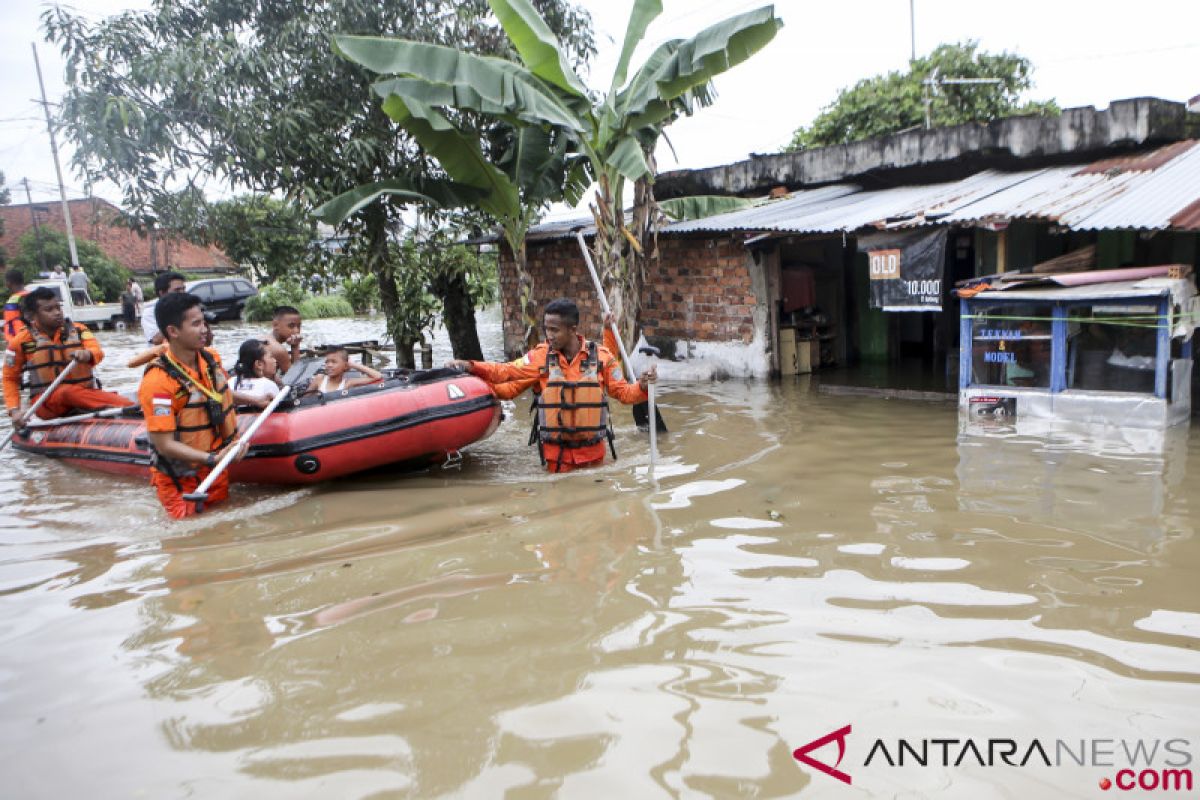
[859, 229, 948, 312]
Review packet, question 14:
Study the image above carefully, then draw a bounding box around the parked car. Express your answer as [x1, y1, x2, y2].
[186, 278, 258, 321]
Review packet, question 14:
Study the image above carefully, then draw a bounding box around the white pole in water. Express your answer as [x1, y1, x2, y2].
[32, 42, 80, 270]
[182, 386, 291, 508]
[1, 361, 77, 450]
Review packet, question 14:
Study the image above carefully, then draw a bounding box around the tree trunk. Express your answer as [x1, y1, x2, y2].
[432, 268, 483, 361]
[590, 168, 659, 357]
[509, 236, 539, 356]
[365, 205, 416, 370]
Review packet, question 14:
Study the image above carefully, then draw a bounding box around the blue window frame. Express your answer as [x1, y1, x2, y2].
[961, 296, 1171, 399]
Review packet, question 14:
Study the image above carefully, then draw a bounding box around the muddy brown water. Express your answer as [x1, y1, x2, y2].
[2, 312, 1199, 798]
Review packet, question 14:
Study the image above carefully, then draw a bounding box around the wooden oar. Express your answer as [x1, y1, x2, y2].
[182, 386, 291, 511]
[574, 231, 668, 433]
[1, 360, 77, 451]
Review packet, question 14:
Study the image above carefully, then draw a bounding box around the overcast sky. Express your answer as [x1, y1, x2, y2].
[1, 0, 1197, 211]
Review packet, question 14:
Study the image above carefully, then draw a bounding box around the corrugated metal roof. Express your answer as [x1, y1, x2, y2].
[515, 139, 1200, 242]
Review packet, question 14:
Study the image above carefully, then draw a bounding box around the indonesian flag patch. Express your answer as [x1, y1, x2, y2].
[152, 393, 172, 416]
[3, 349, 14, 368]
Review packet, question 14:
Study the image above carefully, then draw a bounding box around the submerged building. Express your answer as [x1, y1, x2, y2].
[493, 97, 1200, 395]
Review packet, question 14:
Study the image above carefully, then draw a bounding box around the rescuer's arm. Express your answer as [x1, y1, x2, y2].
[3, 335, 28, 415]
[447, 355, 542, 385]
[76, 326, 103, 365]
[599, 350, 653, 405]
[489, 375, 540, 400]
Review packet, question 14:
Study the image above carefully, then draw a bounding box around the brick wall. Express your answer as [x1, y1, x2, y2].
[497, 233, 759, 356]
[0, 198, 231, 273]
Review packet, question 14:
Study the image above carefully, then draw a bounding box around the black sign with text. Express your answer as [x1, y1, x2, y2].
[860, 229, 948, 312]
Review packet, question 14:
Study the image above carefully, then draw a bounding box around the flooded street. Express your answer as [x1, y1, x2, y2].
[2, 312, 1199, 798]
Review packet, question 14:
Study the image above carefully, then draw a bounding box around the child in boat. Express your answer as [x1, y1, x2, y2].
[231, 339, 281, 408]
[303, 347, 383, 395]
[265, 305, 303, 374]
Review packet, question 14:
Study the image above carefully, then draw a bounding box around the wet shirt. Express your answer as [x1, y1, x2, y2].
[3, 322, 104, 410]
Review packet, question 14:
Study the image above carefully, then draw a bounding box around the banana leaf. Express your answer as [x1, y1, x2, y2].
[487, 0, 589, 98]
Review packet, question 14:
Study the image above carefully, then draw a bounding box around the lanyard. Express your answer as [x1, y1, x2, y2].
[164, 350, 224, 403]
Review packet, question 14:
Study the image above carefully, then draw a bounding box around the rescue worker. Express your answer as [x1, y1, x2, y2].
[448, 298, 656, 472]
[3, 287, 133, 425]
[137, 292, 245, 519]
[3, 267, 29, 341]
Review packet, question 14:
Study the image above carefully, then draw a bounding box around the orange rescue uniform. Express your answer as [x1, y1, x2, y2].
[2, 320, 133, 419]
[465, 333, 646, 472]
[3, 290, 29, 340]
[138, 351, 239, 519]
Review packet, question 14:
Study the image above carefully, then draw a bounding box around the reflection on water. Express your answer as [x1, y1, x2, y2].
[2, 325, 1199, 796]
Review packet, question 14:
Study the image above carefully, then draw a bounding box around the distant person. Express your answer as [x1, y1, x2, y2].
[264, 305, 303, 375]
[3, 287, 133, 424]
[3, 268, 29, 340]
[137, 292, 244, 519]
[129, 278, 144, 318]
[231, 339, 281, 408]
[68, 265, 90, 305]
[303, 347, 382, 395]
[120, 280, 138, 325]
[50, 264, 67, 281]
[447, 297, 655, 472]
[142, 271, 187, 346]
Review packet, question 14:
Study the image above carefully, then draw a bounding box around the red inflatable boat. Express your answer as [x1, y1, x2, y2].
[10, 367, 500, 484]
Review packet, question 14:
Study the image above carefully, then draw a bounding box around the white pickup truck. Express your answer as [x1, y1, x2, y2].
[27, 279, 128, 330]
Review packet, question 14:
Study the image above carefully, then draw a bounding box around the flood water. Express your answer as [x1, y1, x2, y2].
[2, 310, 1199, 798]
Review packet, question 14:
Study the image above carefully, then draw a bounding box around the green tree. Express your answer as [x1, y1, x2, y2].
[322, 0, 782, 355]
[155, 191, 318, 282]
[0, 172, 9, 241]
[42, 0, 594, 359]
[12, 228, 130, 301]
[787, 41, 1058, 151]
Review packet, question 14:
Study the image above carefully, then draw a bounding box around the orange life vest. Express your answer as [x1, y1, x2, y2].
[534, 341, 613, 456]
[146, 349, 238, 477]
[3, 290, 28, 340]
[20, 320, 96, 398]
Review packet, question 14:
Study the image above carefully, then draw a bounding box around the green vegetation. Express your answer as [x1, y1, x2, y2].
[44, 0, 594, 362]
[299, 295, 354, 319]
[787, 42, 1058, 151]
[321, 0, 782, 354]
[11, 229, 130, 302]
[152, 190, 318, 283]
[0, 172, 9, 243]
[339, 273, 379, 315]
[243, 279, 306, 322]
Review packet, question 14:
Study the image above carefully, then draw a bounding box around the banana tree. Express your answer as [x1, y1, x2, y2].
[329, 0, 782, 352]
[316, 118, 587, 352]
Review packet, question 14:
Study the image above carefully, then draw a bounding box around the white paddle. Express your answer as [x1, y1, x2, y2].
[182, 386, 291, 510]
[1, 359, 77, 450]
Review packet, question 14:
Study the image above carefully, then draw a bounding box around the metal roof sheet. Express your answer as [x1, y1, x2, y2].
[971, 277, 1188, 302]
[516, 140, 1200, 242]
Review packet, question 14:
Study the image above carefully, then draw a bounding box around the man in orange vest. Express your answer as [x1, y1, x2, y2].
[3, 268, 29, 341]
[448, 297, 656, 472]
[138, 292, 245, 519]
[3, 287, 133, 424]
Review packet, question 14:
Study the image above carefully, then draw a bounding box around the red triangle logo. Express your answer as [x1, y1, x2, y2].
[793, 724, 853, 785]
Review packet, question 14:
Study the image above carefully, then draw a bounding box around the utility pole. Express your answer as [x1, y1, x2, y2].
[909, 0, 916, 63]
[32, 42, 80, 270]
[20, 178, 49, 274]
